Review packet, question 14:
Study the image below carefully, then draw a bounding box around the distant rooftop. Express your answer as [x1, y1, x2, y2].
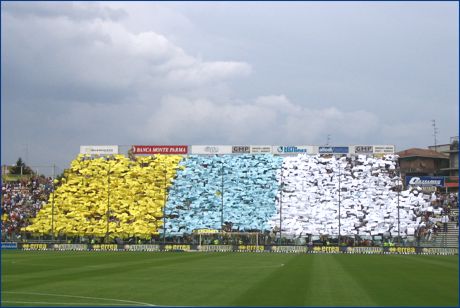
[396, 148, 449, 159]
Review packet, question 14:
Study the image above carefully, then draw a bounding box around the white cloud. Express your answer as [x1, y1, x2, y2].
[143, 95, 380, 145]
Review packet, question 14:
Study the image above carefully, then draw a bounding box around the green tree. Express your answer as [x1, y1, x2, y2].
[10, 157, 34, 175]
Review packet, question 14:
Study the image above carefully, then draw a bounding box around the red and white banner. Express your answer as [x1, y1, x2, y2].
[132, 145, 188, 155]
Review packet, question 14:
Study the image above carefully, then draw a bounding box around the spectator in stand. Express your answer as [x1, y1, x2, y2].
[1, 176, 52, 241]
[441, 213, 449, 233]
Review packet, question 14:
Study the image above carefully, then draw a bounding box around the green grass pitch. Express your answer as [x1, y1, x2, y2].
[1, 251, 458, 306]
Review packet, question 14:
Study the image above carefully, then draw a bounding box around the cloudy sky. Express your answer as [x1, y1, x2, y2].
[1, 1, 458, 174]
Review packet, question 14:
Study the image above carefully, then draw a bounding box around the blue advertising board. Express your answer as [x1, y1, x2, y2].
[405, 176, 445, 187]
[319, 146, 349, 154]
[1, 242, 18, 249]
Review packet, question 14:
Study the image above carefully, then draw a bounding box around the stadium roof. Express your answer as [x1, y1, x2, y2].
[396, 148, 449, 159]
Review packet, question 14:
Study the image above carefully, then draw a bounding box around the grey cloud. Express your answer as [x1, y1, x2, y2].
[2, 10, 251, 106]
[2, 1, 127, 22]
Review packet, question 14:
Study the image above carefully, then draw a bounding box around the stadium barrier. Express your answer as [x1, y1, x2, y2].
[11, 243, 458, 254]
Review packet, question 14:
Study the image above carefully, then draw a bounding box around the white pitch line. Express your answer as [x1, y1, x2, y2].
[2, 300, 145, 306]
[3, 291, 156, 306]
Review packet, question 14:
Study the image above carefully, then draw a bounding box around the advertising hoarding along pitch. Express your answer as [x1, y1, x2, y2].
[132, 145, 188, 155]
[190, 145, 233, 155]
[80, 145, 118, 155]
[1, 242, 17, 249]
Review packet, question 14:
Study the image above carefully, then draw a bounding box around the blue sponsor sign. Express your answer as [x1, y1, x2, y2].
[1, 242, 18, 249]
[406, 176, 445, 187]
[319, 146, 349, 154]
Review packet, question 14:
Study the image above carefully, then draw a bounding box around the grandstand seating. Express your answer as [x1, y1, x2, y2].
[165, 154, 282, 234]
[18, 153, 457, 242]
[2, 176, 52, 240]
[267, 154, 432, 238]
[24, 154, 183, 239]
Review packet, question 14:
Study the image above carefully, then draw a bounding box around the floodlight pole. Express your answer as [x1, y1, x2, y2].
[51, 164, 55, 241]
[106, 159, 111, 244]
[279, 166, 284, 245]
[338, 161, 341, 245]
[397, 169, 401, 245]
[163, 167, 167, 245]
[221, 159, 224, 230]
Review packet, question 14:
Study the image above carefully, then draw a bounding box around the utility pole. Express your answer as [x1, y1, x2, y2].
[326, 134, 331, 146]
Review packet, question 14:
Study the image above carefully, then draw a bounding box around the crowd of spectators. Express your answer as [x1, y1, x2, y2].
[1, 176, 53, 241]
[1, 160, 458, 246]
[414, 191, 458, 243]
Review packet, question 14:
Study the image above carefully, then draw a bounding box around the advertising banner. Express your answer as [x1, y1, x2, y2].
[312, 246, 340, 253]
[445, 176, 459, 188]
[190, 145, 233, 155]
[22, 243, 48, 250]
[346, 247, 382, 254]
[91, 244, 119, 251]
[318, 146, 349, 154]
[53, 244, 87, 251]
[373, 145, 395, 154]
[270, 246, 308, 253]
[199, 245, 233, 252]
[132, 145, 188, 155]
[387, 247, 417, 254]
[1, 242, 17, 250]
[406, 176, 445, 187]
[163, 244, 191, 251]
[352, 145, 373, 154]
[236, 245, 265, 252]
[232, 146, 250, 154]
[250, 146, 272, 154]
[272, 146, 315, 155]
[420, 248, 458, 255]
[80, 145, 118, 155]
[124, 245, 161, 252]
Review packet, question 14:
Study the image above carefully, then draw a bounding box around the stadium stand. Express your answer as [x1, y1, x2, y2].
[3, 152, 455, 247]
[165, 154, 282, 234]
[24, 154, 183, 239]
[269, 154, 403, 237]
